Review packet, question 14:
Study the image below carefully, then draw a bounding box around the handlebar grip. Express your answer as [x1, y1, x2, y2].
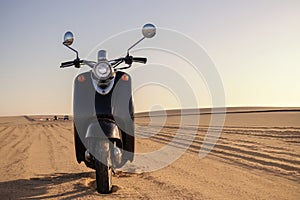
[60, 61, 74, 68]
[132, 57, 147, 64]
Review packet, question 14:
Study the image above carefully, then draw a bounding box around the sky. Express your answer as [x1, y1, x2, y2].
[0, 0, 299, 116]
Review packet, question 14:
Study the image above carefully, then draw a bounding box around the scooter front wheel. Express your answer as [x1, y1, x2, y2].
[95, 140, 112, 194]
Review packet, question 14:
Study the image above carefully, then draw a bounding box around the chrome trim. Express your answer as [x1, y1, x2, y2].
[93, 61, 112, 80]
[91, 72, 115, 95]
[113, 146, 122, 167]
[85, 150, 91, 162]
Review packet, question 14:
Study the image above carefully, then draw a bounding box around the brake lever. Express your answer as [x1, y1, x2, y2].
[115, 64, 132, 71]
[110, 58, 124, 68]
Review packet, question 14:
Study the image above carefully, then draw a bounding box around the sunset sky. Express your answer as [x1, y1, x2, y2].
[0, 0, 299, 116]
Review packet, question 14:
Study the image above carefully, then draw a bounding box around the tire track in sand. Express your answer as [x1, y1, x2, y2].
[136, 124, 300, 181]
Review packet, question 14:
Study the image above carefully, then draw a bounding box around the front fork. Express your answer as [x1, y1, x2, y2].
[85, 139, 123, 169]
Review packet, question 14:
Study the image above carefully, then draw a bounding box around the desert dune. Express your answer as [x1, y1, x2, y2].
[0, 107, 299, 199]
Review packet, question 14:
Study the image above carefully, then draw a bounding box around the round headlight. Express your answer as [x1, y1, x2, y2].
[93, 62, 112, 80]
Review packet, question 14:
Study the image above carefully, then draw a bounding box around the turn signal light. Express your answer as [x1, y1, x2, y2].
[77, 75, 86, 82]
[121, 74, 129, 81]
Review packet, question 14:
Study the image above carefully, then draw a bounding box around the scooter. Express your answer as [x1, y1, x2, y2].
[60, 24, 156, 193]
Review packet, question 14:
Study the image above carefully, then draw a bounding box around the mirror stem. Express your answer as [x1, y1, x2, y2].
[127, 37, 145, 54]
[64, 44, 79, 59]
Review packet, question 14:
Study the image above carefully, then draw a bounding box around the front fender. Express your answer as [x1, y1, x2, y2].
[85, 121, 121, 140]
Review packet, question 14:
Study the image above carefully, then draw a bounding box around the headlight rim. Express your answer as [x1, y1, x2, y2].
[93, 61, 113, 81]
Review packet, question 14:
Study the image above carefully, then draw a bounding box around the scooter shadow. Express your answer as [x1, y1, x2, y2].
[0, 172, 119, 199]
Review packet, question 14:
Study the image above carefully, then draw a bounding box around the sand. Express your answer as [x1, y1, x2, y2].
[0, 108, 299, 199]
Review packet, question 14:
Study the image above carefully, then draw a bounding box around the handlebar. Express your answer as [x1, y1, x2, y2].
[60, 60, 74, 68]
[124, 55, 147, 65]
[60, 55, 146, 69]
[132, 57, 147, 64]
[60, 58, 83, 68]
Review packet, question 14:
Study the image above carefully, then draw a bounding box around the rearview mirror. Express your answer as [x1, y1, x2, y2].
[142, 23, 156, 38]
[127, 23, 156, 53]
[63, 31, 74, 46]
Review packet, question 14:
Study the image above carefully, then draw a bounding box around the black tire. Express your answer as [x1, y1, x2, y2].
[95, 141, 112, 194]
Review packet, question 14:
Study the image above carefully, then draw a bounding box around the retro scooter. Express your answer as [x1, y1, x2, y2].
[60, 24, 156, 193]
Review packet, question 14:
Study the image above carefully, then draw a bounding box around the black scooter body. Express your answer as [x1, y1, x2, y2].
[73, 70, 134, 168]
